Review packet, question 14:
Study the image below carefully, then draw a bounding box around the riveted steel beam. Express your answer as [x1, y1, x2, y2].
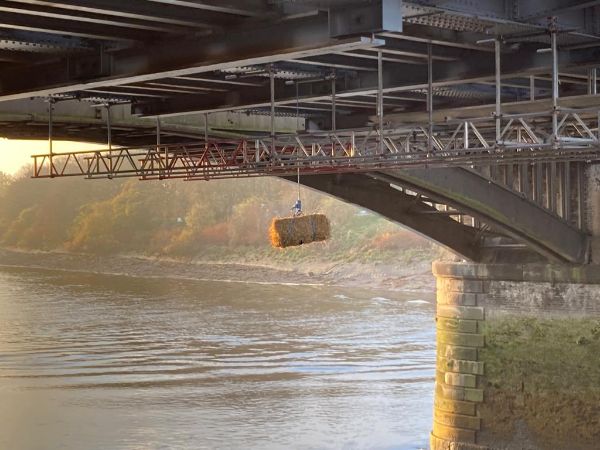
[0, 1, 195, 34]
[2, 0, 248, 27]
[0, 14, 383, 101]
[132, 44, 600, 117]
[142, 0, 267, 17]
[517, 0, 600, 27]
[0, 10, 157, 41]
[372, 168, 590, 263]
[288, 172, 483, 261]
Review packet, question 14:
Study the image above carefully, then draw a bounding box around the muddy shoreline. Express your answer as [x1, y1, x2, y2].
[0, 248, 435, 292]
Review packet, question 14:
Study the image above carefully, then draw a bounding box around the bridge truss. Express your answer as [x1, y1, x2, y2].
[2, 0, 598, 263]
[32, 104, 593, 229]
[32, 106, 600, 178]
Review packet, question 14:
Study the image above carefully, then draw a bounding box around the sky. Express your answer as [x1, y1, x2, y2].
[0, 139, 106, 175]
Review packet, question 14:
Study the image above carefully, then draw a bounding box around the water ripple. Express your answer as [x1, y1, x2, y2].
[0, 267, 435, 450]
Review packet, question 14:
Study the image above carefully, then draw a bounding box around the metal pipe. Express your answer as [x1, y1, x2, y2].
[156, 117, 161, 148]
[157, 116, 166, 174]
[495, 38, 501, 143]
[377, 50, 384, 155]
[529, 75, 535, 101]
[270, 64, 275, 155]
[296, 82, 300, 132]
[533, 162, 542, 203]
[551, 26, 559, 142]
[446, 110, 553, 124]
[297, 167, 300, 201]
[427, 42, 433, 153]
[48, 99, 53, 177]
[549, 162, 557, 212]
[106, 104, 112, 150]
[556, 106, 600, 113]
[588, 68, 597, 95]
[106, 104, 113, 177]
[331, 71, 336, 132]
[563, 162, 571, 221]
[519, 164, 530, 199]
[204, 113, 209, 145]
[577, 162, 585, 229]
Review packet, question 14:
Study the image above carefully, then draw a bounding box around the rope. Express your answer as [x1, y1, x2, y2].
[295, 84, 302, 215]
[288, 90, 306, 245]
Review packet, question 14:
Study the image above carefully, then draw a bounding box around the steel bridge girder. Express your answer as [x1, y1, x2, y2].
[375, 167, 590, 264]
[289, 171, 484, 261]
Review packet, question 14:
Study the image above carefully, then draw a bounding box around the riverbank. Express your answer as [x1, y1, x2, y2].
[0, 248, 435, 292]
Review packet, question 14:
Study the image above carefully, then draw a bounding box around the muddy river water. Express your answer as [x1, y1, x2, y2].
[0, 267, 435, 450]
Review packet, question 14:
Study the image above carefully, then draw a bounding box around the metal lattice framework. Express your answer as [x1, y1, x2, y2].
[31, 107, 600, 179]
[3, 0, 600, 263]
[29, 132, 599, 179]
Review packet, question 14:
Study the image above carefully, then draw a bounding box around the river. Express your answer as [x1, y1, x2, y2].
[0, 266, 435, 450]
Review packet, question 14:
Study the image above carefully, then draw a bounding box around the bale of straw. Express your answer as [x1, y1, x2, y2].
[269, 214, 331, 248]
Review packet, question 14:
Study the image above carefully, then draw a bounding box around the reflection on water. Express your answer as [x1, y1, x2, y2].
[0, 267, 435, 450]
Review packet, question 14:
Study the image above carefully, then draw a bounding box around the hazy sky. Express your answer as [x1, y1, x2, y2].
[0, 139, 105, 175]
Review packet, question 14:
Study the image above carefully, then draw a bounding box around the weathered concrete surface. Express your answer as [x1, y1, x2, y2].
[431, 261, 600, 450]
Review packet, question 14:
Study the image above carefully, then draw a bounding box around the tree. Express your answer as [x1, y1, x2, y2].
[0, 171, 13, 190]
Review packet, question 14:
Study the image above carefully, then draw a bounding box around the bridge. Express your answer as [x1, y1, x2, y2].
[1, 1, 600, 449]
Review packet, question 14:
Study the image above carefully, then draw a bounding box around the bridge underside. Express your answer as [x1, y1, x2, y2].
[0, 0, 597, 264]
[293, 168, 588, 264]
[1, 1, 600, 122]
[3, 6, 599, 450]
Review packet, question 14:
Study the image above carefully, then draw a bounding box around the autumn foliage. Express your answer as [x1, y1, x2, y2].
[0, 167, 432, 262]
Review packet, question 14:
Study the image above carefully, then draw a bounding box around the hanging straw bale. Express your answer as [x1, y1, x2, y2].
[269, 214, 331, 248]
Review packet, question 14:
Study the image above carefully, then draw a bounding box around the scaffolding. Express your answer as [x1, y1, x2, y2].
[27, 16, 598, 234]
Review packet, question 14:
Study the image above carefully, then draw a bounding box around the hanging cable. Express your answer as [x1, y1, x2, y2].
[47, 98, 54, 178]
[292, 167, 302, 216]
[297, 167, 301, 201]
[296, 82, 300, 132]
[293, 83, 302, 216]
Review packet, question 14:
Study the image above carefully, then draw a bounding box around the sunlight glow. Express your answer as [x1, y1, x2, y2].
[0, 139, 106, 175]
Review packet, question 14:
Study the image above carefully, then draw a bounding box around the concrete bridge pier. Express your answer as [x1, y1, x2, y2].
[430, 261, 600, 450]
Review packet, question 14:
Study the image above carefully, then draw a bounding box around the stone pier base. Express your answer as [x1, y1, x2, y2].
[431, 261, 600, 450]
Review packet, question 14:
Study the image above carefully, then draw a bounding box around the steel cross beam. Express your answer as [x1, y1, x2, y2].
[141, 0, 267, 17]
[0, 1, 203, 35]
[0, 13, 383, 101]
[0, 9, 166, 42]
[1, 0, 255, 27]
[131, 44, 600, 117]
